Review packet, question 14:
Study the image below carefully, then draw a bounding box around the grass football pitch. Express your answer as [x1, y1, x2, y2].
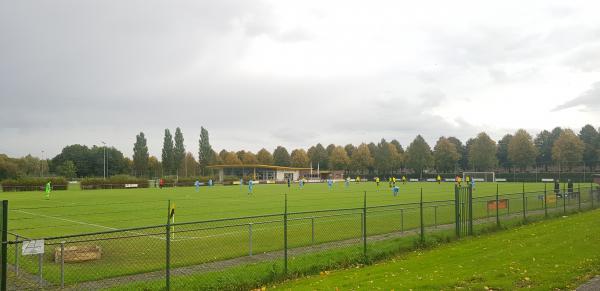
[0, 181, 593, 287]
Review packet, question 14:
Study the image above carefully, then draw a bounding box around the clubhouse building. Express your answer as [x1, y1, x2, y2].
[207, 164, 344, 182]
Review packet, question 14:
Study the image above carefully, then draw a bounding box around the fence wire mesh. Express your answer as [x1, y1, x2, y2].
[1, 184, 598, 290]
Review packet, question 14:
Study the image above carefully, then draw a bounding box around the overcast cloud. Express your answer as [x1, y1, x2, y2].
[1, 0, 600, 158]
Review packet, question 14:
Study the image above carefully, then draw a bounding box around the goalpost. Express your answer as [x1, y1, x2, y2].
[463, 172, 495, 182]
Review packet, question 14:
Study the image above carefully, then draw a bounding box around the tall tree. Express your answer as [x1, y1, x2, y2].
[307, 144, 328, 169]
[447, 137, 466, 171]
[148, 156, 161, 178]
[132, 132, 149, 177]
[57, 160, 77, 179]
[508, 129, 537, 170]
[433, 137, 459, 173]
[290, 149, 310, 167]
[496, 134, 513, 170]
[552, 129, 584, 170]
[579, 124, 598, 170]
[0, 154, 19, 179]
[182, 152, 198, 177]
[405, 135, 433, 178]
[273, 146, 291, 166]
[344, 144, 356, 158]
[198, 127, 214, 174]
[223, 151, 242, 165]
[350, 143, 374, 174]
[240, 151, 258, 164]
[256, 148, 274, 165]
[173, 127, 186, 176]
[161, 129, 174, 175]
[329, 146, 350, 170]
[534, 130, 552, 170]
[468, 132, 497, 171]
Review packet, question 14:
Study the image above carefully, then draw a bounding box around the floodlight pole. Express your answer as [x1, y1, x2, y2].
[101, 141, 106, 179]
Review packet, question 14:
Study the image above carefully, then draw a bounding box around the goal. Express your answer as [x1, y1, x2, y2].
[463, 172, 495, 182]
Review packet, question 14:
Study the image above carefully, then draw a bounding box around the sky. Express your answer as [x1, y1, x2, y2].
[1, 0, 600, 159]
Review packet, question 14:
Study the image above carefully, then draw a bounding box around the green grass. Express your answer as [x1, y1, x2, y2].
[0, 182, 595, 287]
[278, 209, 600, 290]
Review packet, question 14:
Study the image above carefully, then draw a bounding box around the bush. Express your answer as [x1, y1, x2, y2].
[1, 177, 68, 192]
[80, 175, 149, 190]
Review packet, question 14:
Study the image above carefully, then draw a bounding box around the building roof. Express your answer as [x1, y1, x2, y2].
[207, 164, 312, 171]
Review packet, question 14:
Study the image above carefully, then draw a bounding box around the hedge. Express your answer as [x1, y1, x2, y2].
[80, 175, 149, 190]
[0, 177, 68, 192]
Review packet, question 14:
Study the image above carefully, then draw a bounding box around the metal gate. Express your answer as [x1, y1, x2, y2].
[454, 185, 473, 237]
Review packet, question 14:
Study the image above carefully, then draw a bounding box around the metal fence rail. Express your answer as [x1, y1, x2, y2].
[1, 184, 598, 290]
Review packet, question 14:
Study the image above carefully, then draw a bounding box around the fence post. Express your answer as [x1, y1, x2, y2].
[434, 205, 437, 228]
[165, 200, 171, 291]
[522, 183, 526, 222]
[1, 200, 7, 291]
[14, 235, 19, 276]
[400, 209, 404, 232]
[468, 185, 473, 236]
[284, 192, 288, 275]
[496, 184, 500, 227]
[578, 183, 581, 211]
[248, 223, 253, 256]
[454, 185, 459, 237]
[563, 183, 566, 214]
[544, 184, 548, 218]
[311, 217, 315, 245]
[592, 182, 595, 209]
[420, 188, 425, 243]
[38, 253, 43, 287]
[363, 191, 367, 258]
[60, 241, 65, 289]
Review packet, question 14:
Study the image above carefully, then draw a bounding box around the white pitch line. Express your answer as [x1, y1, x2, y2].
[13, 209, 166, 241]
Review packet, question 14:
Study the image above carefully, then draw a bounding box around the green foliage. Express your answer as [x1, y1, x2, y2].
[198, 126, 214, 173]
[1, 177, 67, 191]
[256, 148, 274, 165]
[552, 129, 584, 169]
[307, 144, 328, 169]
[56, 160, 77, 179]
[350, 143, 374, 173]
[50, 144, 129, 177]
[80, 175, 149, 189]
[173, 127, 186, 175]
[0, 154, 19, 180]
[405, 135, 433, 176]
[329, 146, 350, 170]
[290, 149, 310, 167]
[132, 132, 149, 177]
[161, 129, 174, 175]
[497, 134, 512, 170]
[240, 151, 258, 164]
[468, 132, 498, 171]
[579, 124, 598, 169]
[508, 129, 537, 170]
[433, 137, 459, 173]
[273, 146, 291, 166]
[222, 151, 242, 164]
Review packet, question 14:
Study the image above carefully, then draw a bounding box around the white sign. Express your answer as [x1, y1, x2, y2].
[496, 178, 507, 182]
[124, 184, 139, 188]
[22, 240, 44, 256]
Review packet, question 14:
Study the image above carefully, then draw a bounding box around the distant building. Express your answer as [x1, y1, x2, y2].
[207, 164, 344, 183]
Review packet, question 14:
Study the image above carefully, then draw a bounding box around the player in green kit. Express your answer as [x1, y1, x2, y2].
[45, 181, 51, 199]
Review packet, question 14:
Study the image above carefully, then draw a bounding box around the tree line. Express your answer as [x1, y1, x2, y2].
[0, 124, 598, 180]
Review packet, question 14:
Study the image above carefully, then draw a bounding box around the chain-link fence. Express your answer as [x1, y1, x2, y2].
[1, 184, 599, 290]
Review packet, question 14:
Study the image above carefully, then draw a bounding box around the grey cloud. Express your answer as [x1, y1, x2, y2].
[563, 43, 600, 72]
[553, 82, 600, 111]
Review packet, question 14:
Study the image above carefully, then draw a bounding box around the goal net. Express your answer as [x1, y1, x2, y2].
[463, 172, 495, 182]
